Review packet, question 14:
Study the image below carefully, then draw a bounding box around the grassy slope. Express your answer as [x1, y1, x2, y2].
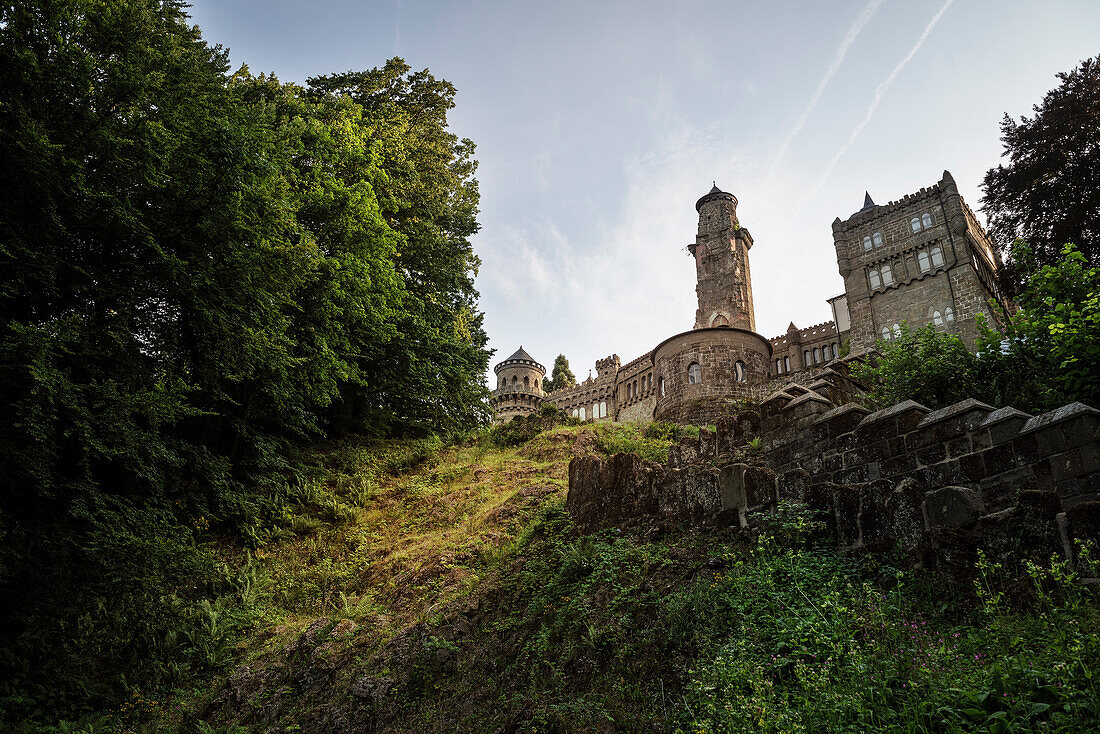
[121, 423, 1099, 733]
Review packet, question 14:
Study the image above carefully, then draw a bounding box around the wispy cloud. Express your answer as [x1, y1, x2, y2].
[797, 0, 957, 212]
[767, 0, 885, 178]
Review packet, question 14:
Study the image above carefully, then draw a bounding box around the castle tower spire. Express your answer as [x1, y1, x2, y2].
[688, 183, 756, 331]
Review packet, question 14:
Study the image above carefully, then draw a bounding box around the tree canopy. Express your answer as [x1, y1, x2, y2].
[0, 0, 489, 722]
[981, 55, 1100, 282]
[544, 354, 577, 392]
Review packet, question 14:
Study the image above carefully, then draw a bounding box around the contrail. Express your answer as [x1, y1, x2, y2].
[797, 0, 957, 212]
[768, 0, 885, 177]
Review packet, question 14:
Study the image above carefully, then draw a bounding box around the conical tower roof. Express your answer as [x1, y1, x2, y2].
[695, 181, 738, 211]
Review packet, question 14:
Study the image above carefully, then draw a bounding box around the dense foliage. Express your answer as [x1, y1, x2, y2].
[855, 243, 1100, 413]
[0, 0, 488, 724]
[543, 353, 577, 392]
[981, 55, 1100, 284]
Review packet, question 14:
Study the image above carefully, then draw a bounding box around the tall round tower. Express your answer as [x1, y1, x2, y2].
[489, 346, 546, 423]
[689, 183, 756, 331]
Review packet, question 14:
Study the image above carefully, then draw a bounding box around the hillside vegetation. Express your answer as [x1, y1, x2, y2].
[46, 419, 1098, 734]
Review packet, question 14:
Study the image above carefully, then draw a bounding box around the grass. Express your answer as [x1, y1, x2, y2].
[48, 420, 1100, 733]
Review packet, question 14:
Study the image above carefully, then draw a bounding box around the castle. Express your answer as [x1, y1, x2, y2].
[491, 170, 1010, 424]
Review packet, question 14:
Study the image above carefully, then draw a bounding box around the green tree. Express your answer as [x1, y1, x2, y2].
[981, 56, 1100, 283]
[304, 60, 491, 436]
[544, 354, 577, 392]
[975, 242, 1100, 412]
[852, 324, 979, 410]
[0, 1, 489, 723]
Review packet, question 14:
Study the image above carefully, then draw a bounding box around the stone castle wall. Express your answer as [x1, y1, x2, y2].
[567, 359, 1100, 577]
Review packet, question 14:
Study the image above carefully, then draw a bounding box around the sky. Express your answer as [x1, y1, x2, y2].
[188, 0, 1100, 384]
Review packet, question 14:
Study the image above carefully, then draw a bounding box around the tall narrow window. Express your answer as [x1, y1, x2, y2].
[911, 217, 921, 233]
[524, 376, 529, 389]
[813, 347, 821, 364]
[659, 377, 666, 396]
[918, 251, 931, 272]
[784, 356, 790, 372]
[593, 404, 599, 419]
[873, 232, 884, 248]
[579, 407, 586, 421]
[922, 213, 932, 228]
[869, 269, 881, 289]
[881, 265, 893, 286]
[600, 401, 607, 418]
[572, 409, 578, 418]
[823, 344, 832, 361]
[881, 326, 891, 340]
[863, 235, 872, 251]
[776, 359, 783, 374]
[734, 361, 746, 382]
[804, 350, 811, 366]
[945, 307, 955, 322]
[688, 362, 702, 384]
[893, 323, 901, 338]
[931, 247, 944, 267]
[633, 380, 638, 397]
[933, 311, 943, 326]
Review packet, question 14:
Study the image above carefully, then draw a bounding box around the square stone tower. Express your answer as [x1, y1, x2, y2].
[689, 184, 756, 331]
[832, 171, 1008, 351]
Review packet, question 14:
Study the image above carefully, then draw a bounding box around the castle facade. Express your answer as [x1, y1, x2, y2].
[490, 171, 1009, 424]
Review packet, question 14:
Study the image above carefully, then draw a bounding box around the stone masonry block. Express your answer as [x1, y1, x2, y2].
[922, 486, 983, 529]
[980, 406, 1032, 445]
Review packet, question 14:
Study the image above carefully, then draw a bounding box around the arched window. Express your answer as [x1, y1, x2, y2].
[659, 377, 666, 396]
[593, 404, 599, 419]
[945, 306, 955, 322]
[579, 407, 585, 421]
[600, 401, 607, 418]
[918, 251, 931, 273]
[922, 213, 932, 228]
[863, 235, 872, 251]
[524, 376, 529, 389]
[804, 350, 811, 365]
[633, 380, 638, 397]
[498, 377, 504, 390]
[873, 232, 884, 248]
[535, 379, 540, 390]
[881, 326, 891, 340]
[571, 409, 578, 418]
[911, 217, 921, 233]
[688, 362, 702, 384]
[823, 344, 832, 361]
[869, 269, 881, 289]
[881, 264, 893, 286]
[893, 323, 901, 338]
[933, 311, 943, 326]
[734, 361, 746, 382]
[775, 358, 782, 374]
[512, 376, 517, 387]
[813, 347, 821, 364]
[931, 247, 944, 267]
[783, 356, 791, 372]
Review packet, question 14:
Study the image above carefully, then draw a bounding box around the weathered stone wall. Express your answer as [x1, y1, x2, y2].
[566, 357, 1100, 576]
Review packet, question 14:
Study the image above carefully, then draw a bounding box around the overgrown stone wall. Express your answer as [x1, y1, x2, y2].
[566, 358, 1100, 577]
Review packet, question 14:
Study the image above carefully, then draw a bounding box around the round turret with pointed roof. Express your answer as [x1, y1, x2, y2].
[695, 181, 738, 212]
[494, 345, 545, 375]
[491, 346, 546, 423]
